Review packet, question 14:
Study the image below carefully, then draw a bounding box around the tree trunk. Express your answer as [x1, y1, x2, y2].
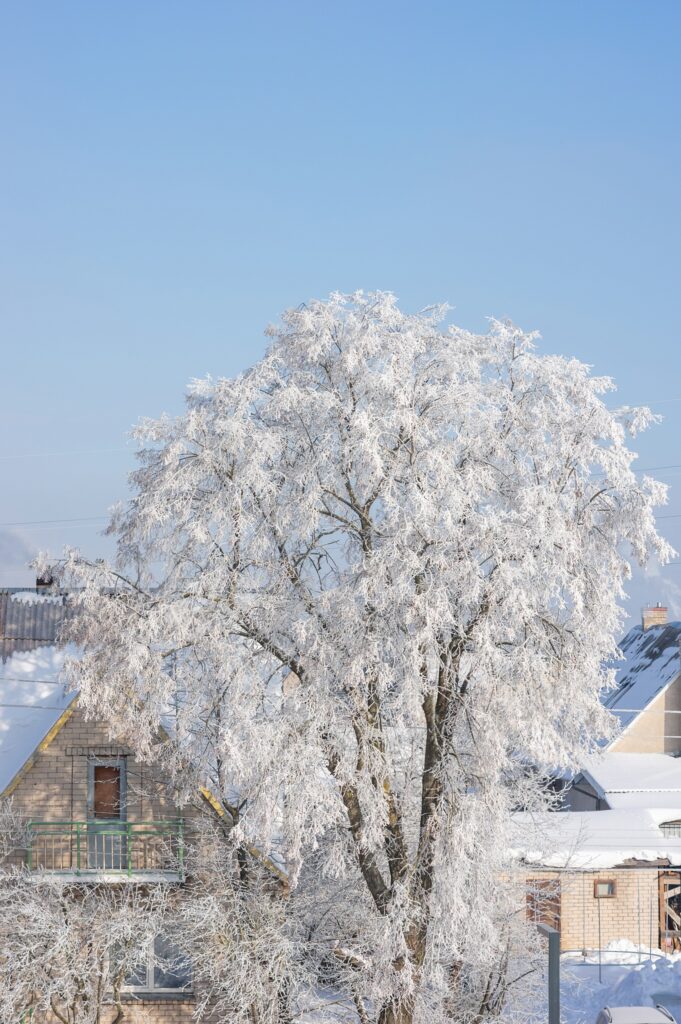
[378, 996, 415, 1024]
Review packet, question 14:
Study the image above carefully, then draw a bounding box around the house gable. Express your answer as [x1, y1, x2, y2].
[3, 702, 181, 878]
[611, 673, 681, 754]
[603, 616, 681, 753]
[563, 772, 609, 811]
[6, 702, 176, 822]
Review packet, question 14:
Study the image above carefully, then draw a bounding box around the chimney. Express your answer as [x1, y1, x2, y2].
[642, 603, 668, 631]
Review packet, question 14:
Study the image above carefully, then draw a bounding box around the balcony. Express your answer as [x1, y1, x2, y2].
[26, 820, 184, 881]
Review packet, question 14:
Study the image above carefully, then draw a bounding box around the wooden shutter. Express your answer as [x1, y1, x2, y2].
[93, 765, 122, 819]
[526, 878, 561, 933]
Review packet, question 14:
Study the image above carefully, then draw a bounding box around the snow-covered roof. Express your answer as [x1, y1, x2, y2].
[513, 807, 681, 870]
[0, 590, 77, 795]
[581, 753, 681, 810]
[605, 622, 681, 733]
[0, 645, 77, 794]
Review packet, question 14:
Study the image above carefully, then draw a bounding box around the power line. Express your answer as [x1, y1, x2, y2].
[2, 461, 681, 534]
[0, 678, 65, 686]
[0, 516, 108, 528]
[0, 702, 71, 710]
[631, 398, 681, 406]
[0, 440, 677, 471]
[0, 447, 131, 462]
[611, 708, 681, 715]
[4, 506, 681, 530]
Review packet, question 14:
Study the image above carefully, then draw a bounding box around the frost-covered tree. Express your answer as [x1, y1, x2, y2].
[54, 292, 671, 1024]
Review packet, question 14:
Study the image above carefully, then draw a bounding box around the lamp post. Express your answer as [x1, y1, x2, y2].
[537, 923, 560, 1024]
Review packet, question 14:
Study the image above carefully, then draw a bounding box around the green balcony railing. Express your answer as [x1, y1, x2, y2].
[26, 820, 184, 879]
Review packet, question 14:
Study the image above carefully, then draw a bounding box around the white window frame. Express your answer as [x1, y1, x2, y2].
[593, 879, 616, 899]
[122, 935, 192, 995]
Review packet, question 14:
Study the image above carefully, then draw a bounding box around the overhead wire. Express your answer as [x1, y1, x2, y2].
[3, 439, 681, 530]
[0, 702, 71, 710]
[5, 505, 681, 532]
[0, 516, 108, 528]
[0, 447, 131, 462]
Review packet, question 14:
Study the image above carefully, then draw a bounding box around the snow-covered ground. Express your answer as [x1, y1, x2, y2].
[504, 942, 681, 1023]
[561, 943, 681, 1023]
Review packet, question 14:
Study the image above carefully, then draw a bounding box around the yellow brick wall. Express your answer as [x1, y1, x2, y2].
[114, 1001, 198, 1024]
[6, 704, 175, 821]
[527, 868, 660, 952]
[30, 997, 199, 1024]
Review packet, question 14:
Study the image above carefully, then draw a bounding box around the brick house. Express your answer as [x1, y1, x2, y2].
[0, 586, 201, 1023]
[519, 605, 681, 954]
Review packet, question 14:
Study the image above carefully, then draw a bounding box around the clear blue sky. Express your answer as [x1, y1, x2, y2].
[1, 1, 680, 627]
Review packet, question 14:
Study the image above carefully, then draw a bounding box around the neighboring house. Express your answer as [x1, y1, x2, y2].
[519, 605, 681, 954]
[0, 586, 197, 1023]
[603, 603, 681, 756]
[518, 756, 681, 953]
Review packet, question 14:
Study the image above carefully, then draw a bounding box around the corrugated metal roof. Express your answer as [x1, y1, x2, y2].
[0, 590, 80, 793]
[0, 589, 76, 661]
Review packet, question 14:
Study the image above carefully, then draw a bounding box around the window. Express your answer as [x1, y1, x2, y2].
[593, 879, 616, 898]
[124, 936, 192, 994]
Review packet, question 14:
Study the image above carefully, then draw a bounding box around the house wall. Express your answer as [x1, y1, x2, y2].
[5, 704, 174, 821]
[612, 676, 681, 755]
[33, 999, 201, 1024]
[116, 1002, 204, 1024]
[4, 705, 212, 1024]
[527, 868, 660, 953]
[664, 678, 681, 756]
[563, 777, 604, 811]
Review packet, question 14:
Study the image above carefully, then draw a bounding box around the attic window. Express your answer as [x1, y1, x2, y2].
[593, 879, 616, 898]
[661, 820, 681, 838]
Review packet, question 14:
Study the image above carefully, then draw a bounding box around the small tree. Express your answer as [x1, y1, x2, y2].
[0, 871, 173, 1024]
[177, 824, 306, 1024]
[56, 292, 670, 1023]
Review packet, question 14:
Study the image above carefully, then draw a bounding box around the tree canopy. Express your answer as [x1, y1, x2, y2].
[56, 292, 671, 1024]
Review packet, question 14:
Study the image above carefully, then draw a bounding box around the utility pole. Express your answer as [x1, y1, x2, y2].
[537, 923, 560, 1024]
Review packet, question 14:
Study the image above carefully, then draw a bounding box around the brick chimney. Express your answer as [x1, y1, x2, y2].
[642, 603, 668, 631]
